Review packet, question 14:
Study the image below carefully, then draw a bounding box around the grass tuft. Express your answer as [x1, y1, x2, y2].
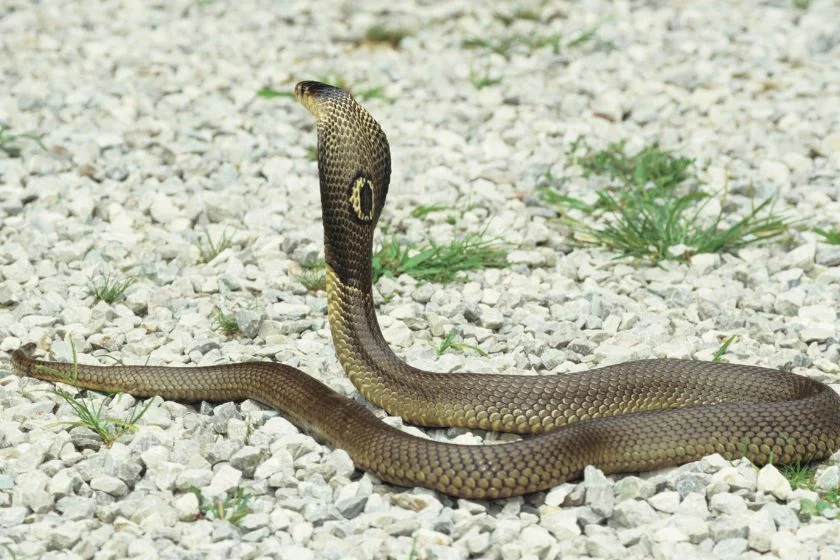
[372, 229, 508, 284]
[211, 309, 240, 337]
[814, 227, 840, 245]
[0, 124, 47, 158]
[462, 34, 562, 57]
[469, 68, 503, 90]
[35, 343, 153, 447]
[712, 335, 738, 363]
[436, 330, 488, 357]
[87, 272, 137, 304]
[291, 229, 507, 288]
[364, 25, 410, 48]
[295, 259, 327, 292]
[199, 229, 234, 263]
[256, 87, 294, 100]
[410, 204, 453, 219]
[566, 27, 601, 49]
[353, 86, 388, 101]
[462, 27, 602, 58]
[782, 462, 818, 490]
[493, 7, 541, 26]
[572, 139, 693, 192]
[541, 140, 795, 262]
[780, 461, 840, 520]
[189, 486, 251, 525]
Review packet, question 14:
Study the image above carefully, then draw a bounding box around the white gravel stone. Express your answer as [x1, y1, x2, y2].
[14, 471, 53, 513]
[539, 507, 581, 540]
[748, 508, 777, 553]
[89, 475, 129, 497]
[174, 491, 200, 522]
[175, 468, 213, 491]
[584, 465, 614, 517]
[614, 477, 655, 501]
[519, 525, 556, 554]
[700, 453, 731, 473]
[478, 307, 505, 330]
[670, 513, 710, 544]
[654, 525, 689, 543]
[710, 493, 748, 516]
[648, 491, 681, 514]
[584, 525, 625, 557]
[816, 465, 840, 491]
[713, 537, 748, 558]
[545, 483, 576, 506]
[710, 464, 757, 493]
[612, 500, 660, 529]
[757, 464, 792, 501]
[278, 545, 315, 560]
[771, 529, 808, 559]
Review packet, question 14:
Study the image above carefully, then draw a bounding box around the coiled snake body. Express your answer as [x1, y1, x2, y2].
[12, 82, 840, 499]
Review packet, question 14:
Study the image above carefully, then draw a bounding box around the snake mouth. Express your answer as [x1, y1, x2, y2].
[295, 81, 320, 100]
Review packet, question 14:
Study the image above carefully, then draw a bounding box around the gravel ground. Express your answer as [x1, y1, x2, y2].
[2, 0, 840, 559]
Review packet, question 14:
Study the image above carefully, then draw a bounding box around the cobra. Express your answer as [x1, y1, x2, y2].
[12, 81, 840, 500]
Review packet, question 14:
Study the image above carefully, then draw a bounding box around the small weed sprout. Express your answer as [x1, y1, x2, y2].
[33, 343, 153, 447]
[211, 309, 240, 337]
[364, 25, 409, 48]
[436, 330, 488, 357]
[780, 461, 840, 520]
[712, 335, 738, 362]
[295, 259, 327, 292]
[199, 229, 234, 263]
[814, 227, 840, 245]
[469, 68, 503, 90]
[256, 87, 294, 99]
[87, 272, 137, 304]
[0, 124, 47, 157]
[189, 486, 251, 525]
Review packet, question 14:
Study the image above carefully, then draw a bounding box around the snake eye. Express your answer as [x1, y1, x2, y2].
[348, 174, 375, 223]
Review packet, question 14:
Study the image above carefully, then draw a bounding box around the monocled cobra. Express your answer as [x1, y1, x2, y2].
[11, 82, 840, 500]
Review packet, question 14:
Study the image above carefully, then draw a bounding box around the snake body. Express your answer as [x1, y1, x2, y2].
[11, 81, 840, 500]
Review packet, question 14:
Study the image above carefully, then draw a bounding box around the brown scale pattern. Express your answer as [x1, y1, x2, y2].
[10, 81, 840, 499]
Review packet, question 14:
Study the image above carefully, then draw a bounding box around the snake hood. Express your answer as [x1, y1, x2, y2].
[296, 81, 391, 289]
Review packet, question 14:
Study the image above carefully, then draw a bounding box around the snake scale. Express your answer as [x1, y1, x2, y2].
[11, 81, 840, 500]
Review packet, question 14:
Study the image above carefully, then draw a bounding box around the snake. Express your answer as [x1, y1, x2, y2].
[11, 81, 840, 500]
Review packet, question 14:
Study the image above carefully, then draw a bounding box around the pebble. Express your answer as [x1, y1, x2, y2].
[90, 475, 129, 497]
[539, 507, 581, 540]
[816, 466, 840, 491]
[757, 464, 792, 501]
[710, 493, 748, 516]
[584, 465, 614, 517]
[612, 500, 660, 528]
[478, 307, 505, 330]
[748, 508, 777, 553]
[174, 491, 200, 521]
[648, 491, 681, 514]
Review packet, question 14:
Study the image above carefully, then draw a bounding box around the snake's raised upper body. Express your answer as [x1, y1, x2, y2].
[11, 82, 840, 500]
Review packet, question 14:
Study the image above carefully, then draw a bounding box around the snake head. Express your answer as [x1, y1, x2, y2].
[295, 81, 341, 122]
[294, 80, 392, 289]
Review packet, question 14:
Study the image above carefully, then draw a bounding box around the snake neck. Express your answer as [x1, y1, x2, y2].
[325, 264, 430, 411]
